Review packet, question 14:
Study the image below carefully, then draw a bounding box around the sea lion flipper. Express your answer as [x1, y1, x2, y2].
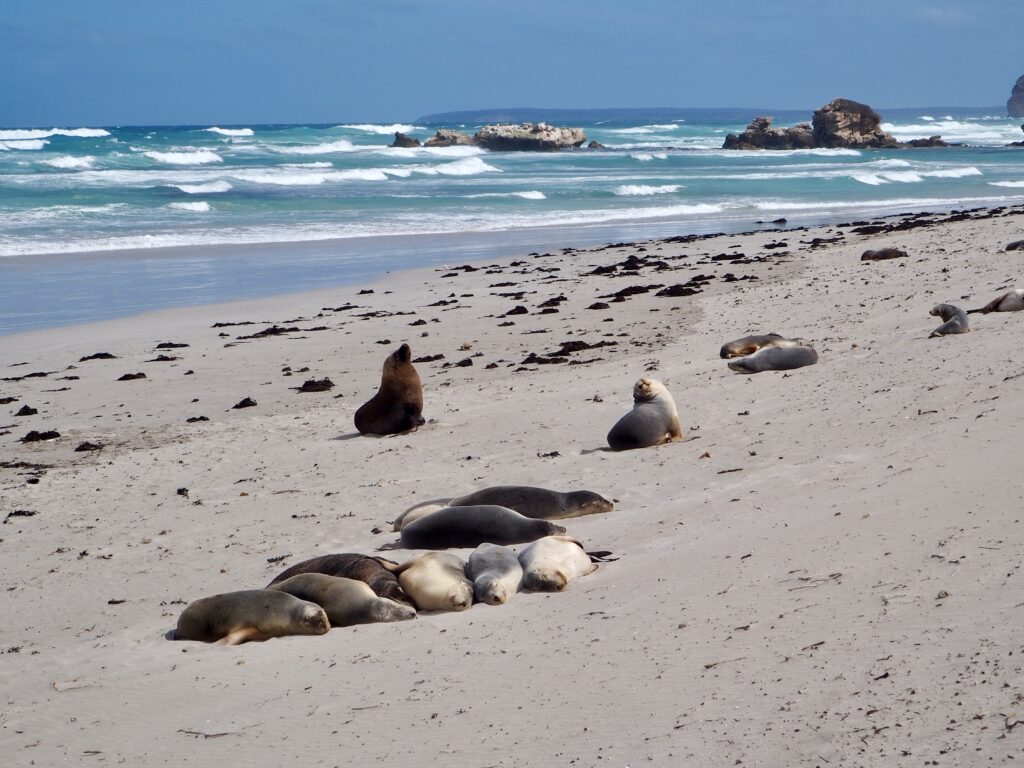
[586, 550, 619, 562]
[218, 627, 264, 646]
[373, 556, 402, 571]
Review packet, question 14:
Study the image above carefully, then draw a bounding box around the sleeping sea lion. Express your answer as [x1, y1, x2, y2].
[268, 574, 415, 626]
[173, 590, 329, 645]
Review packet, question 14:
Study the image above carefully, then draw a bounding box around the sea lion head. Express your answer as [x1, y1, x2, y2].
[565, 490, 613, 515]
[476, 577, 512, 606]
[524, 567, 569, 592]
[538, 520, 567, 537]
[633, 378, 669, 403]
[371, 598, 417, 623]
[295, 603, 330, 635]
[393, 343, 412, 364]
[447, 582, 474, 611]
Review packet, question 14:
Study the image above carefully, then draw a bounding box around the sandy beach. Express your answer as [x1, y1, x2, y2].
[2, 206, 1024, 766]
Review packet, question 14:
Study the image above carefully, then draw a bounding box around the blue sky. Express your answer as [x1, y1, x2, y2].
[2, 0, 1021, 126]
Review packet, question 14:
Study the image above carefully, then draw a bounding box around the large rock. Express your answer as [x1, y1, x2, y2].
[1008, 75, 1024, 118]
[1010, 124, 1024, 148]
[722, 116, 814, 150]
[811, 98, 899, 148]
[473, 122, 586, 151]
[423, 129, 475, 147]
[390, 132, 421, 148]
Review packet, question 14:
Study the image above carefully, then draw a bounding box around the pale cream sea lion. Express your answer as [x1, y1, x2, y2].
[393, 552, 474, 612]
[354, 343, 425, 435]
[173, 590, 329, 645]
[929, 303, 970, 337]
[968, 289, 1024, 314]
[719, 333, 806, 359]
[518, 535, 598, 592]
[268, 573, 415, 627]
[606, 378, 683, 451]
[466, 543, 523, 606]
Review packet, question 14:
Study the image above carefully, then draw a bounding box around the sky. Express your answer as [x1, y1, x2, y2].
[2, 0, 1022, 127]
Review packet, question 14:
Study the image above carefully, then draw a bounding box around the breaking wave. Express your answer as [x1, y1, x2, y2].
[0, 139, 48, 150]
[0, 127, 109, 140]
[44, 155, 96, 169]
[167, 201, 212, 212]
[172, 180, 233, 194]
[205, 127, 255, 136]
[341, 124, 421, 134]
[144, 150, 224, 165]
[270, 139, 356, 155]
[614, 184, 681, 196]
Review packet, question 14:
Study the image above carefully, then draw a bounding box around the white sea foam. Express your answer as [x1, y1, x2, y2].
[464, 191, 546, 200]
[630, 152, 669, 161]
[205, 127, 254, 136]
[0, 127, 109, 140]
[173, 180, 233, 194]
[145, 150, 223, 165]
[871, 158, 913, 168]
[989, 181, 1024, 188]
[702, 148, 863, 158]
[44, 155, 96, 169]
[340, 123, 421, 134]
[852, 166, 981, 185]
[232, 168, 390, 185]
[282, 162, 333, 168]
[420, 156, 498, 176]
[0, 139, 48, 150]
[167, 201, 211, 212]
[614, 184, 681, 196]
[379, 145, 485, 158]
[607, 124, 680, 135]
[925, 167, 982, 178]
[755, 194, 1022, 212]
[882, 119, 1022, 145]
[270, 139, 356, 155]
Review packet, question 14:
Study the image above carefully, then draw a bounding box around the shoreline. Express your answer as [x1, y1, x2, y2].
[3, 207, 1024, 765]
[5, 195, 1023, 336]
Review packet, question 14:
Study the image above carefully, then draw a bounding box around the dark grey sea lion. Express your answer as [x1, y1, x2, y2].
[1005, 240, 1024, 251]
[449, 486, 613, 521]
[268, 574, 416, 627]
[400, 505, 564, 550]
[929, 303, 969, 337]
[172, 590, 329, 645]
[267, 553, 411, 606]
[466, 543, 524, 605]
[354, 343, 425, 435]
[727, 344, 818, 374]
[606, 378, 683, 451]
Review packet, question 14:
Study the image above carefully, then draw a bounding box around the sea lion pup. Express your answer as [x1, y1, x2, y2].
[393, 552, 474, 612]
[929, 303, 970, 337]
[518, 535, 598, 592]
[354, 342, 425, 436]
[727, 343, 818, 374]
[268, 574, 416, 627]
[719, 333, 806, 359]
[606, 378, 683, 451]
[466, 543, 524, 606]
[173, 590, 329, 645]
[449, 486, 613, 521]
[267, 553, 411, 606]
[400, 505, 565, 550]
[967, 289, 1024, 314]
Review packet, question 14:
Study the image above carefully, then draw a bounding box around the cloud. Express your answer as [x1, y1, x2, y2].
[919, 5, 972, 26]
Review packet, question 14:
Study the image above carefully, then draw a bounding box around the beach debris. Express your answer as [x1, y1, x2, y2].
[587, 302, 610, 310]
[505, 305, 529, 316]
[145, 355, 179, 362]
[14, 405, 37, 417]
[176, 487, 189, 497]
[186, 416, 209, 423]
[155, 341, 189, 349]
[232, 397, 257, 409]
[412, 354, 444, 363]
[79, 352, 116, 361]
[20, 430, 60, 443]
[4, 509, 36, 523]
[294, 378, 334, 393]
[116, 372, 146, 381]
[74, 441, 103, 452]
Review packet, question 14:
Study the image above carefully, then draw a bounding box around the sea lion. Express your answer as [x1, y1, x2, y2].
[391, 499, 451, 532]
[518, 535, 598, 592]
[727, 344, 818, 374]
[719, 334, 806, 359]
[393, 552, 473, 612]
[267, 553, 411, 606]
[173, 589, 329, 645]
[606, 378, 683, 451]
[860, 247, 908, 261]
[268, 574, 416, 627]
[354, 343, 425, 436]
[400, 505, 565, 550]
[967, 289, 1024, 314]
[466, 543, 524, 606]
[929, 303, 969, 337]
[1005, 240, 1024, 252]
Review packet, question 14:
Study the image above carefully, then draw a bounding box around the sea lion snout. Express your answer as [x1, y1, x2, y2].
[394, 343, 412, 363]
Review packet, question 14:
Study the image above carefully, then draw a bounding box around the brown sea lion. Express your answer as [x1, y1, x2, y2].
[268, 574, 416, 626]
[172, 590, 329, 645]
[267, 553, 411, 606]
[719, 334, 806, 359]
[354, 343, 425, 435]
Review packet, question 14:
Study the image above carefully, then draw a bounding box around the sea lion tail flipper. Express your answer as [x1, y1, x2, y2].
[373, 556, 402, 571]
[218, 627, 264, 646]
[376, 540, 404, 552]
[586, 550, 619, 562]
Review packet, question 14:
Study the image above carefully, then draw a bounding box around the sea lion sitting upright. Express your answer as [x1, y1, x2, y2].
[606, 378, 683, 452]
[354, 343, 425, 436]
[929, 303, 970, 337]
[173, 590, 329, 645]
[518, 535, 598, 592]
[267, 553, 411, 606]
[268, 574, 415, 627]
[466, 543, 524, 606]
[393, 552, 474, 612]
[449, 486, 613, 521]
[967, 289, 1024, 314]
[719, 333, 806, 359]
[400, 505, 565, 550]
[727, 342, 818, 374]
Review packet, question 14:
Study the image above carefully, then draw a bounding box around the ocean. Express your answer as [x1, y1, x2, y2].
[2, 108, 1022, 334]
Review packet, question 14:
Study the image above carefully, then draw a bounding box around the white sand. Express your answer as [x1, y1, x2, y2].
[2, 207, 1024, 766]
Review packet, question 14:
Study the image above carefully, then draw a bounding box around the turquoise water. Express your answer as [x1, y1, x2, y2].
[2, 108, 1023, 333]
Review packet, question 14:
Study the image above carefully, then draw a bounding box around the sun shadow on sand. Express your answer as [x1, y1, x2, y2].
[332, 432, 364, 441]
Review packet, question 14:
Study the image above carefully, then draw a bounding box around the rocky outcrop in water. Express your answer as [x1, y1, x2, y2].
[1008, 75, 1024, 118]
[724, 98, 917, 150]
[423, 129, 475, 147]
[390, 132, 421, 148]
[473, 122, 587, 151]
[1009, 123, 1024, 147]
